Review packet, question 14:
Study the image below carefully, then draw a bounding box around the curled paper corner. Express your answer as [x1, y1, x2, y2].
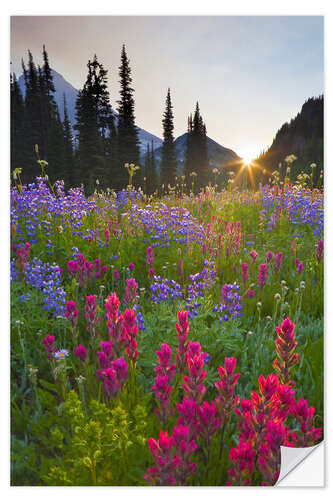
[276, 441, 324, 487]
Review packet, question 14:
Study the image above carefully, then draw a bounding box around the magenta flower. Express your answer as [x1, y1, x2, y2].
[241, 262, 249, 284]
[144, 431, 178, 486]
[146, 246, 154, 267]
[104, 228, 110, 243]
[273, 317, 300, 385]
[67, 254, 96, 287]
[274, 252, 283, 272]
[74, 344, 87, 362]
[122, 308, 138, 362]
[155, 343, 176, 383]
[316, 240, 323, 262]
[100, 340, 113, 358]
[291, 398, 322, 447]
[124, 278, 138, 307]
[172, 425, 197, 484]
[97, 351, 110, 369]
[14, 241, 30, 272]
[183, 341, 207, 403]
[258, 374, 279, 400]
[227, 439, 256, 486]
[177, 259, 183, 277]
[112, 356, 128, 382]
[249, 250, 258, 263]
[177, 397, 197, 429]
[42, 334, 55, 360]
[84, 295, 100, 336]
[270, 384, 296, 420]
[296, 260, 303, 274]
[152, 375, 173, 425]
[105, 292, 120, 323]
[128, 263, 135, 272]
[113, 269, 120, 282]
[257, 263, 268, 288]
[153, 343, 176, 425]
[144, 427, 197, 486]
[97, 357, 128, 398]
[94, 259, 101, 272]
[67, 259, 79, 278]
[64, 300, 78, 331]
[258, 420, 287, 485]
[248, 289, 255, 298]
[176, 310, 190, 374]
[195, 401, 220, 443]
[105, 293, 126, 356]
[215, 357, 240, 422]
[265, 250, 274, 264]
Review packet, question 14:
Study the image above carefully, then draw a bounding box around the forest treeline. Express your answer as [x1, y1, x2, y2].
[256, 96, 323, 185]
[10, 45, 209, 193]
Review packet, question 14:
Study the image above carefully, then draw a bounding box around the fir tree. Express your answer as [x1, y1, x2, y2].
[10, 73, 26, 174]
[40, 45, 57, 166]
[116, 44, 140, 188]
[184, 102, 209, 190]
[184, 114, 194, 177]
[161, 88, 178, 187]
[145, 140, 158, 194]
[74, 55, 115, 191]
[62, 94, 74, 186]
[143, 143, 151, 192]
[23, 50, 42, 179]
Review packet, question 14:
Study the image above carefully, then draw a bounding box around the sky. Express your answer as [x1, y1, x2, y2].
[10, 16, 323, 159]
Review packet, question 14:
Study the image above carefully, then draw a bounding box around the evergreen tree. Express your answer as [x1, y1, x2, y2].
[145, 141, 158, 194]
[23, 51, 43, 180]
[74, 55, 115, 191]
[14, 48, 67, 184]
[40, 45, 57, 165]
[184, 114, 194, 177]
[184, 102, 209, 190]
[161, 88, 178, 187]
[10, 73, 26, 174]
[144, 143, 151, 192]
[116, 44, 140, 188]
[62, 94, 74, 186]
[38, 46, 66, 182]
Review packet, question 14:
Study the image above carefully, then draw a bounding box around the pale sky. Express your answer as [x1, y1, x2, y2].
[10, 16, 323, 159]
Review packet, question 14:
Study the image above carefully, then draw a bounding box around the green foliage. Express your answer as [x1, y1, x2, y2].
[40, 390, 149, 486]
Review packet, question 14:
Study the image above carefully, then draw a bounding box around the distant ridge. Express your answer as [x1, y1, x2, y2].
[154, 133, 240, 173]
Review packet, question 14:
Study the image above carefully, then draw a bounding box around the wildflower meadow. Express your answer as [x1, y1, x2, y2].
[10, 160, 323, 486]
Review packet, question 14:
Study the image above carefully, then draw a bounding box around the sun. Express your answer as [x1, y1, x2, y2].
[242, 155, 254, 166]
[239, 146, 260, 166]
